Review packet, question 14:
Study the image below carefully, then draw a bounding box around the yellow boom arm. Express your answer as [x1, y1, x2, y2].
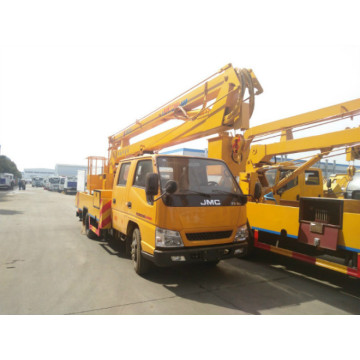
[107, 64, 263, 174]
[237, 98, 360, 173]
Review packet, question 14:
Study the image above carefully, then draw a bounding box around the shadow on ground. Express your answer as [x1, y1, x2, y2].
[95, 238, 360, 314]
[0, 209, 24, 215]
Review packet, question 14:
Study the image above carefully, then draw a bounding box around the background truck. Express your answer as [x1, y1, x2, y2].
[76, 170, 86, 192]
[63, 176, 77, 194]
[32, 177, 44, 187]
[59, 176, 65, 192]
[76, 63, 263, 275]
[223, 98, 360, 278]
[48, 176, 60, 191]
[0, 173, 15, 190]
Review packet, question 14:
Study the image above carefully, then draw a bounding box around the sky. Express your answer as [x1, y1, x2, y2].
[1, 1, 360, 174]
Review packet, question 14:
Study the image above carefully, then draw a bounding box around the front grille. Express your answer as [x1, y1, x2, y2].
[186, 230, 233, 241]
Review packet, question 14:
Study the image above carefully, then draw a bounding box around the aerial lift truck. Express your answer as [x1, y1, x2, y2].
[223, 99, 360, 278]
[76, 64, 263, 274]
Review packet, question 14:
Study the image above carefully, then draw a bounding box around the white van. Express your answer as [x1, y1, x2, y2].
[64, 176, 77, 194]
[0, 173, 15, 190]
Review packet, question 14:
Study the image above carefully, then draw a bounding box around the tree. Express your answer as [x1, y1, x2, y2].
[0, 155, 22, 179]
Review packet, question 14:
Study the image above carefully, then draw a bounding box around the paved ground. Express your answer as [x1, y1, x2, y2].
[0, 187, 359, 315]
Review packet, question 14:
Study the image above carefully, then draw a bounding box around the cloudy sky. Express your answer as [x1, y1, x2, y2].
[1, 1, 359, 172]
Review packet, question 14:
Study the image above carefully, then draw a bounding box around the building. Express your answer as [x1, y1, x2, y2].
[160, 148, 207, 157]
[22, 168, 55, 181]
[55, 164, 87, 177]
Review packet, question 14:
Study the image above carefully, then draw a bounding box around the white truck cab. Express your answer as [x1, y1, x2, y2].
[0, 173, 15, 190]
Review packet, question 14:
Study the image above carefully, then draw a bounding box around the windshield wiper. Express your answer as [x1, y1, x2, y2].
[178, 190, 211, 197]
[211, 189, 240, 196]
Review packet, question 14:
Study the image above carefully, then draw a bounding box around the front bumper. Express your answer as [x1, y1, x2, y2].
[142, 242, 248, 266]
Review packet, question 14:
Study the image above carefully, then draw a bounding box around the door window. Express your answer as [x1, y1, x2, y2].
[305, 170, 320, 185]
[133, 160, 153, 188]
[117, 162, 131, 186]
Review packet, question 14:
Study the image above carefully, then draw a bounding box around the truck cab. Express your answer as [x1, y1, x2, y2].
[59, 176, 65, 192]
[0, 173, 14, 190]
[64, 176, 77, 194]
[48, 176, 60, 192]
[32, 177, 44, 187]
[261, 166, 323, 204]
[76, 155, 249, 274]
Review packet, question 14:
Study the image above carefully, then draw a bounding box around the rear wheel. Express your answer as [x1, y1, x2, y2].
[85, 214, 99, 240]
[131, 228, 150, 275]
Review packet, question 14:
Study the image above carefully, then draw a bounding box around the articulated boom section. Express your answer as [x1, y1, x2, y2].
[232, 98, 360, 195]
[107, 64, 263, 174]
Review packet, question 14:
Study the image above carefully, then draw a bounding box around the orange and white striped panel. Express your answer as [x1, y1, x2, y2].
[99, 200, 112, 230]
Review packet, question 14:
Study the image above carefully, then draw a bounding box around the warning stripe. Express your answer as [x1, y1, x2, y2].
[99, 201, 111, 216]
[90, 225, 100, 236]
[99, 200, 112, 229]
[253, 229, 360, 278]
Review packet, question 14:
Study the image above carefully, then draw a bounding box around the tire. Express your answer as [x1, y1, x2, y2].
[131, 228, 150, 275]
[85, 214, 99, 240]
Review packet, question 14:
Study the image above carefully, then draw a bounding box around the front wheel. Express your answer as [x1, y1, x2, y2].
[131, 228, 150, 275]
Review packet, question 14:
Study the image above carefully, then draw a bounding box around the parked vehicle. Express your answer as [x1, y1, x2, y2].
[32, 177, 44, 187]
[48, 176, 60, 191]
[228, 98, 360, 278]
[59, 176, 66, 192]
[63, 176, 77, 194]
[43, 178, 49, 190]
[76, 64, 262, 275]
[0, 173, 15, 190]
[77, 170, 86, 192]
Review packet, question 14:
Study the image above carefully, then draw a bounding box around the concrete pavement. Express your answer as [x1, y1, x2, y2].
[0, 187, 359, 314]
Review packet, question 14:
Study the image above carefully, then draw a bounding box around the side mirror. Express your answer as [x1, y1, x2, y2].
[239, 194, 248, 205]
[326, 179, 332, 189]
[164, 180, 177, 194]
[145, 173, 159, 196]
[152, 179, 178, 203]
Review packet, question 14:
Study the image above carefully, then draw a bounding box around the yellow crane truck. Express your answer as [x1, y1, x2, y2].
[227, 99, 360, 278]
[75, 64, 263, 274]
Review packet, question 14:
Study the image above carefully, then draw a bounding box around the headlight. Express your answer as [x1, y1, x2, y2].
[156, 227, 184, 248]
[234, 225, 248, 242]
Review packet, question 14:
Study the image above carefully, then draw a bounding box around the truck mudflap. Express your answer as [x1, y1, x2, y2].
[142, 242, 248, 267]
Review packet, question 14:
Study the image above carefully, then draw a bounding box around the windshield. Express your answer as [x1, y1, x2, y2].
[49, 177, 60, 184]
[157, 157, 242, 208]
